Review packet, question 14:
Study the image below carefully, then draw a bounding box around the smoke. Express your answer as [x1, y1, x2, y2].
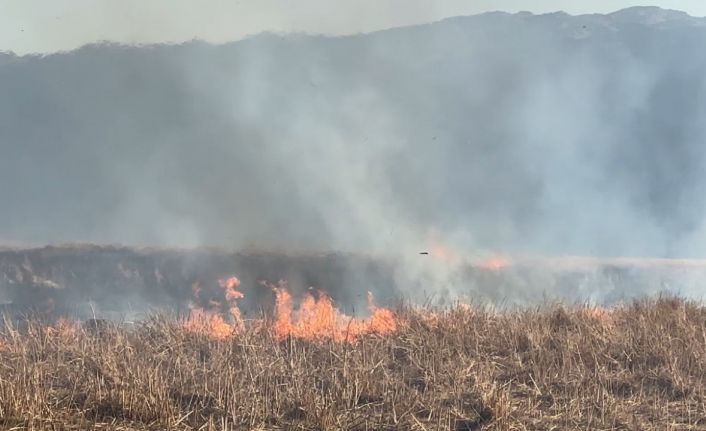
[2, 9, 706, 305]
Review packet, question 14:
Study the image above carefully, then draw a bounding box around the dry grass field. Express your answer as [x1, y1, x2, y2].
[2, 296, 706, 430]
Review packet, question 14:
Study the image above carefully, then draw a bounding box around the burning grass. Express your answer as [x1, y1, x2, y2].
[183, 276, 397, 343]
[2, 297, 706, 430]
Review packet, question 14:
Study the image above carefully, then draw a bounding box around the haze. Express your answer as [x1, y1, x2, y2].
[1, 3, 706, 264]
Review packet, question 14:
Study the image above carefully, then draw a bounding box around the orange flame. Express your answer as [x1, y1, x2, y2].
[426, 228, 462, 263]
[365, 291, 397, 335]
[47, 318, 78, 339]
[425, 229, 512, 270]
[480, 256, 511, 271]
[184, 275, 398, 342]
[219, 276, 244, 300]
[184, 308, 236, 339]
[430, 243, 455, 261]
[184, 276, 245, 339]
[267, 281, 397, 342]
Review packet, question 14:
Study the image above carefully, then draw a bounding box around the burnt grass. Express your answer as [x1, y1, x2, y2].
[2, 297, 706, 430]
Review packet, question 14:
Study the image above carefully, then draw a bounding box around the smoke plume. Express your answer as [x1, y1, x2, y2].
[2, 7, 706, 307]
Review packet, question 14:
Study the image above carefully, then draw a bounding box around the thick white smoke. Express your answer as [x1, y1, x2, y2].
[2, 8, 706, 305]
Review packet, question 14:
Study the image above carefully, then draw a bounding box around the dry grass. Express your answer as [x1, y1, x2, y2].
[2, 296, 706, 430]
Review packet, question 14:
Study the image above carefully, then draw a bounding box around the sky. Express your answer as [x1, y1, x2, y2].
[1, 0, 705, 55]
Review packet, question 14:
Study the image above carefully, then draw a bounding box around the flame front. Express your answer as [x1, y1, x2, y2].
[184, 308, 236, 339]
[184, 276, 244, 339]
[184, 275, 398, 343]
[267, 281, 396, 342]
[219, 276, 244, 300]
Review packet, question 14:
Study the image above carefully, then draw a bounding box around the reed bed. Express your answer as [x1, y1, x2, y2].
[2, 297, 706, 430]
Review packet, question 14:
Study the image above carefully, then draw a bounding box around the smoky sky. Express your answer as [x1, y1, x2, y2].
[1, 8, 706, 258]
[2, 1, 706, 55]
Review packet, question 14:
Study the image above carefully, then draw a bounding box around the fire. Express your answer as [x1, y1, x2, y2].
[184, 275, 398, 342]
[219, 276, 244, 300]
[425, 228, 512, 270]
[426, 228, 461, 263]
[365, 291, 397, 334]
[480, 255, 511, 271]
[267, 281, 397, 342]
[184, 275, 244, 339]
[430, 243, 456, 261]
[47, 318, 78, 339]
[184, 308, 236, 339]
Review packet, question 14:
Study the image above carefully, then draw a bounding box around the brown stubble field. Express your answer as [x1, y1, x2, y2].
[1, 297, 706, 430]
